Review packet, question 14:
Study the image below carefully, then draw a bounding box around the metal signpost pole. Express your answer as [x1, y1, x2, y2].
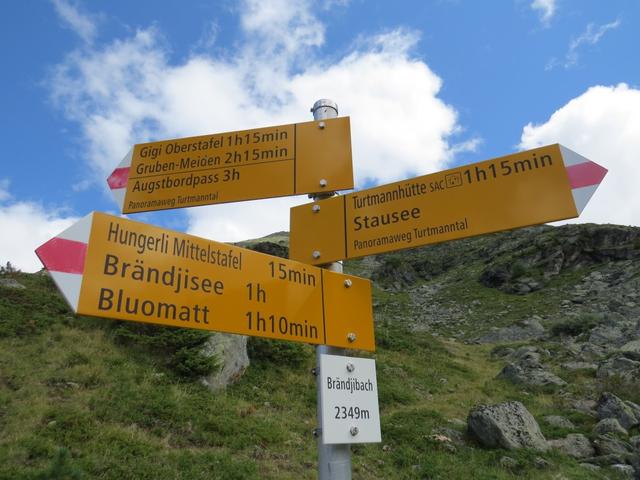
[311, 99, 352, 480]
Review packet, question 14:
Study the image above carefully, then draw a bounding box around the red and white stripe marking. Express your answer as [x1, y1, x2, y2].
[107, 148, 132, 212]
[561, 145, 608, 215]
[34, 213, 93, 312]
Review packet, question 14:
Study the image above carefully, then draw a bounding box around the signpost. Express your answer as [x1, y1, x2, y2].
[107, 117, 353, 213]
[289, 144, 608, 265]
[36, 97, 609, 480]
[320, 354, 381, 445]
[35, 211, 374, 351]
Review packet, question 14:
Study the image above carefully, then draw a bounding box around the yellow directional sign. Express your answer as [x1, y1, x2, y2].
[108, 117, 353, 213]
[36, 212, 374, 351]
[289, 144, 607, 265]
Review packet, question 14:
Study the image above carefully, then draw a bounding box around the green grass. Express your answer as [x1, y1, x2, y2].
[0, 270, 628, 479]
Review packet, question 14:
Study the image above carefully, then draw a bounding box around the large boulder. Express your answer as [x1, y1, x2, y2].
[548, 434, 595, 459]
[592, 435, 633, 457]
[476, 318, 545, 344]
[497, 363, 566, 388]
[597, 392, 640, 430]
[496, 349, 566, 388]
[597, 355, 640, 383]
[467, 401, 548, 451]
[200, 333, 249, 392]
[593, 418, 628, 437]
[619, 340, 640, 360]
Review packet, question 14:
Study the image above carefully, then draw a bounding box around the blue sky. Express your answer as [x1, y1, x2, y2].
[2, 0, 639, 271]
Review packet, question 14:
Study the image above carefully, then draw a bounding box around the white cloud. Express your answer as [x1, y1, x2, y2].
[241, 0, 324, 57]
[51, 0, 98, 44]
[531, 0, 556, 26]
[48, 0, 472, 243]
[547, 19, 621, 70]
[0, 179, 10, 202]
[187, 196, 309, 242]
[192, 21, 219, 53]
[0, 193, 79, 272]
[519, 83, 640, 227]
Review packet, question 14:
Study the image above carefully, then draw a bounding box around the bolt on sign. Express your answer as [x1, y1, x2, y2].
[320, 353, 381, 444]
[108, 117, 353, 213]
[289, 144, 608, 265]
[35, 212, 375, 351]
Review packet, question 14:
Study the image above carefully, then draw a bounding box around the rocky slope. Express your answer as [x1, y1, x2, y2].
[344, 223, 640, 478]
[2, 222, 640, 479]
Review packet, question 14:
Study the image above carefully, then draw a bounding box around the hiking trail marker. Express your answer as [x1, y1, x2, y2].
[35, 212, 374, 351]
[289, 144, 608, 265]
[108, 117, 353, 213]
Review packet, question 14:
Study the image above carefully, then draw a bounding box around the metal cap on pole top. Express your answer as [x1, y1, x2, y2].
[311, 99, 339, 120]
[312, 98, 352, 480]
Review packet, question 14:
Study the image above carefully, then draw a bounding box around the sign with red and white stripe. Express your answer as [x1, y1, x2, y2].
[107, 117, 353, 214]
[289, 144, 608, 265]
[35, 212, 375, 351]
[35, 213, 93, 311]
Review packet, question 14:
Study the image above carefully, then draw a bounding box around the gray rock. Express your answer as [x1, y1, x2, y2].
[582, 453, 628, 466]
[476, 318, 545, 344]
[593, 435, 633, 456]
[561, 361, 598, 372]
[499, 456, 518, 470]
[548, 433, 595, 459]
[589, 324, 626, 347]
[576, 342, 608, 361]
[510, 346, 542, 362]
[620, 340, 640, 355]
[572, 399, 598, 416]
[497, 362, 567, 387]
[629, 435, 640, 450]
[543, 415, 575, 430]
[534, 457, 552, 469]
[597, 355, 640, 382]
[610, 464, 635, 478]
[579, 463, 601, 472]
[593, 418, 628, 436]
[597, 392, 640, 430]
[0, 278, 25, 289]
[200, 333, 249, 392]
[467, 401, 548, 451]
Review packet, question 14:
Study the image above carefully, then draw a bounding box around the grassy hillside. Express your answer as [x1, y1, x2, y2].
[2, 223, 638, 479]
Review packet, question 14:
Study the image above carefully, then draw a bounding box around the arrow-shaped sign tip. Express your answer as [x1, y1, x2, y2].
[107, 148, 133, 211]
[35, 237, 87, 275]
[107, 167, 130, 190]
[35, 213, 93, 312]
[561, 145, 608, 215]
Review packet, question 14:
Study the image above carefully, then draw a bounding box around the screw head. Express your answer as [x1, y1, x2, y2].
[350, 426, 359, 436]
[318, 121, 326, 129]
[346, 362, 355, 372]
[319, 179, 328, 188]
[347, 332, 356, 343]
[344, 279, 352, 288]
[312, 251, 321, 259]
[312, 204, 321, 213]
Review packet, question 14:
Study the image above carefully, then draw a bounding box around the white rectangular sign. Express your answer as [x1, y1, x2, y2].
[320, 353, 381, 444]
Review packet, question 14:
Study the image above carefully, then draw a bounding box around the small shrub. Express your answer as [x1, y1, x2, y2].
[550, 314, 601, 338]
[247, 337, 310, 366]
[510, 261, 528, 279]
[0, 261, 20, 276]
[33, 448, 84, 480]
[109, 323, 217, 378]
